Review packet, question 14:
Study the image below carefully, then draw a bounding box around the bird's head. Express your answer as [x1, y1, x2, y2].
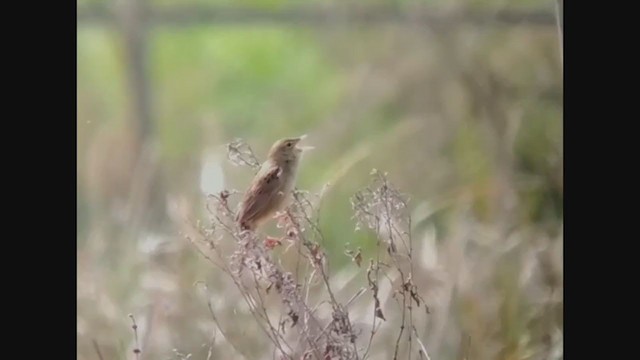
[267, 134, 314, 164]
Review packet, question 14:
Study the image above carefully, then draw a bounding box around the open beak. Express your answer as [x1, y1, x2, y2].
[294, 134, 314, 152]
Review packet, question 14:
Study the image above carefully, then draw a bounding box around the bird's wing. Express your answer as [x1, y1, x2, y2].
[236, 163, 284, 227]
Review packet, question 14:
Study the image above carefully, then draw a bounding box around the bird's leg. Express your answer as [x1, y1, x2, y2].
[264, 235, 283, 250]
[263, 211, 293, 250]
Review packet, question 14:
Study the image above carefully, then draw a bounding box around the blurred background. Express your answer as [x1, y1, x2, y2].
[77, 0, 562, 359]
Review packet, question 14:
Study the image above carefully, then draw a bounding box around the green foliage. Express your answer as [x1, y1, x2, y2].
[151, 26, 344, 165]
[77, 28, 128, 125]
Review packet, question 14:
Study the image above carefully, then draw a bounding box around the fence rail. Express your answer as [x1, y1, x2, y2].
[77, 4, 557, 28]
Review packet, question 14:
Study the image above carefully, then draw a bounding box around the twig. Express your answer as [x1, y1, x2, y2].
[196, 282, 253, 359]
[345, 287, 367, 309]
[128, 314, 141, 360]
[249, 270, 295, 355]
[413, 326, 432, 360]
[360, 207, 383, 360]
[288, 194, 361, 359]
[206, 328, 216, 360]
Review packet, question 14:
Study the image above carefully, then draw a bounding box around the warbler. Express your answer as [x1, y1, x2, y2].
[236, 135, 313, 231]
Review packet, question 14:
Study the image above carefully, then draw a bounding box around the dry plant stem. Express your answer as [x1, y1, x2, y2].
[286, 206, 338, 306]
[289, 197, 340, 310]
[226, 139, 261, 169]
[190, 232, 292, 358]
[392, 281, 408, 360]
[222, 247, 295, 357]
[345, 287, 367, 308]
[198, 191, 327, 359]
[140, 306, 156, 359]
[361, 221, 382, 360]
[218, 250, 294, 358]
[352, 171, 428, 360]
[286, 198, 361, 360]
[412, 326, 431, 360]
[190, 140, 430, 360]
[196, 282, 251, 359]
[128, 314, 141, 360]
[295, 232, 317, 336]
[92, 339, 105, 360]
[206, 329, 216, 360]
[249, 271, 295, 355]
[221, 254, 292, 351]
[406, 205, 415, 359]
[379, 175, 409, 360]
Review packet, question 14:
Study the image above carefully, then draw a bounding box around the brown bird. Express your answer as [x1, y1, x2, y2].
[236, 135, 313, 231]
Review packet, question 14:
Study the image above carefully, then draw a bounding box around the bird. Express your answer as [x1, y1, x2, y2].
[236, 135, 313, 231]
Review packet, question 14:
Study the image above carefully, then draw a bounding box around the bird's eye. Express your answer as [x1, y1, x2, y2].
[286, 142, 292, 147]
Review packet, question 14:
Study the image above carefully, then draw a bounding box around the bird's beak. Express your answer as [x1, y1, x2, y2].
[294, 134, 314, 152]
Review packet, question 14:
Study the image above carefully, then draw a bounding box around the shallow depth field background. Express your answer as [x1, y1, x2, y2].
[77, 0, 563, 359]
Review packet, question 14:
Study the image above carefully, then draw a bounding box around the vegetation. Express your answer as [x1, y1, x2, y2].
[77, 1, 562, 359]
